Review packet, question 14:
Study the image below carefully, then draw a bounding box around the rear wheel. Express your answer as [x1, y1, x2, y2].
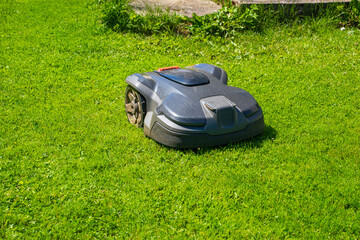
[124, 86, 146, 128]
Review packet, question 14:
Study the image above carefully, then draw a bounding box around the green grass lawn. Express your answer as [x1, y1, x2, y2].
[1, 0, 359, 238]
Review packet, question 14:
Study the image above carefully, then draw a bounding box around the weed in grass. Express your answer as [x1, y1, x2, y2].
[338, 0, 360, 27]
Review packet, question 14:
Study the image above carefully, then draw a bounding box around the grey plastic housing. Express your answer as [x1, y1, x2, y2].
[125, 63, 264, 148]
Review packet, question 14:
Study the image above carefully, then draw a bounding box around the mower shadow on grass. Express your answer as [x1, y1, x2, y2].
[158, 124, 277, 154]
[226, 124, 278, 149]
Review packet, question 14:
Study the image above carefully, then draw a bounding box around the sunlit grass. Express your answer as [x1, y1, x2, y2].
[0, 0, 359, 238]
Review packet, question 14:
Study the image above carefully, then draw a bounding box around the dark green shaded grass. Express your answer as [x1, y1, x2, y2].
[1, 0, 360, 238]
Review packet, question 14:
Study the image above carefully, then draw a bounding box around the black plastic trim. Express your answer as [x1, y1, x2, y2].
[150, 116, 265, 148]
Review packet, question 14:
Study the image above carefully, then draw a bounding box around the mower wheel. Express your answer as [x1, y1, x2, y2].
[124, 86, 146, 128]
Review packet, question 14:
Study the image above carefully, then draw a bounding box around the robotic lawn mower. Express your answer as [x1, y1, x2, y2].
[124, 64, 264, 148]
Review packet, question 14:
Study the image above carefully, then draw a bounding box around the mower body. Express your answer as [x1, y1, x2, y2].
[125, 64, 264, 148]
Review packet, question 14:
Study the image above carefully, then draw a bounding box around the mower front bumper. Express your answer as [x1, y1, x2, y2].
[150, 116, 265, 148]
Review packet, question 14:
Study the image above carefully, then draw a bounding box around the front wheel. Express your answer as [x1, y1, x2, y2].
[124, 86, 146, 128]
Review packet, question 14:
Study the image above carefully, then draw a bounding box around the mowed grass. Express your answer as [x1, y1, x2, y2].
[1, 0, 360, 238]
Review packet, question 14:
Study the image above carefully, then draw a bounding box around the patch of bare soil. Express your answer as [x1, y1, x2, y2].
[129, 0, 351, 17]
[129, 0, 222, 17]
